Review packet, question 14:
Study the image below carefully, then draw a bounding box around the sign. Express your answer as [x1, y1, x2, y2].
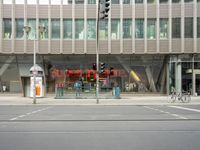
[30, 77, 43, 97]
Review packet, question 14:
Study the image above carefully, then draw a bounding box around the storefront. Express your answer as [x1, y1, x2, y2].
[0, 54, 199, 97]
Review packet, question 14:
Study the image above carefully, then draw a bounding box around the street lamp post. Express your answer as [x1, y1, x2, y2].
[24, 25, 45, 104]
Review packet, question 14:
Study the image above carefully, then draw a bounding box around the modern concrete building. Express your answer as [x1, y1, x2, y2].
[0, 0, 199, 97]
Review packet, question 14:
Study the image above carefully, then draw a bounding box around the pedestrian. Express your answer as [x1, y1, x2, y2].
[74, 80, 81, 97]
[2, 84, 6, 93]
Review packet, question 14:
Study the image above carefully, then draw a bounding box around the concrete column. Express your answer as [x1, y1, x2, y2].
[192, 55, 196, 95]
[0, 0, 2, 53]
[145, 65, 157, 92]
[48, 0, 51, 53]
[132, 0, 135, 53]
[144, 0, 147, 53]
[175, 56, 182, 93]
[166, 61, 170, 95]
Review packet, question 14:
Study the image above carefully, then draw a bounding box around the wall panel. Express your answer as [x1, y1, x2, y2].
[63, 40, 72, 54]
[87, 40, 96, 54]
[123, 40, 132, 54]
[135, 40, 145, 54]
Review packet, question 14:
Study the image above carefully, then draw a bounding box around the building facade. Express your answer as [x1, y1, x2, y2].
[0, 0, 200, 97]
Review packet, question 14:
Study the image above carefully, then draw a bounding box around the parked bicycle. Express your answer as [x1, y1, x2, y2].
[167, 90, 191, 103]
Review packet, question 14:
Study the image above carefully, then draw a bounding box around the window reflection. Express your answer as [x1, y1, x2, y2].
[16, 19, 24, 39]
[39, 19, 48, 39]
[3, 18, 12, 39]
[51, 19, 60, 39]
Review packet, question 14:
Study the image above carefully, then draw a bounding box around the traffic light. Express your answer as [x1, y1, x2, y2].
[93, 63, 96, 70]
[100, 62, 105, 73]
[100, 0, 110, 19]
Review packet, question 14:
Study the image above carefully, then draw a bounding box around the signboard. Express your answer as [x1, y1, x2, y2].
[30, 77, 43, 97]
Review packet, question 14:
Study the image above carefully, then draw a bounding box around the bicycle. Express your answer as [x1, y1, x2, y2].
[167, 90, 191, 103]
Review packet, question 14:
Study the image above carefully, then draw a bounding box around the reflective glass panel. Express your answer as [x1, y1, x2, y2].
[135, 19, 144, 38]
[87, 19, 96, 39]
[147, 19, 156, 39]
[27, 0, 37, 4]
[198, 18, 200, 38]
[39, 19, 48, 39]
[172, 18, 181, 38]
[27, 19, 36, 39]
[51, 19, 60, 39]
[111, 19, 120, 40]
[3, 0, 12, 4]
[3, 18, 12, 39]
[15, 0, 24, 4]
[160, 18, 168, 39]
[63, 19, 72, 39]
[99, 20, 108, 40]
[184, 18, 193, 38]
[123, 19, 132, 39]
[75, 19, 84, 39]
[15, 19, 24, 39]
[88, 0, 96, 4]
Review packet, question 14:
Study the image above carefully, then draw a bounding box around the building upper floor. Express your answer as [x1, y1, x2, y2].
[1, 0, 200, 5]
[0, 0, 200, 54]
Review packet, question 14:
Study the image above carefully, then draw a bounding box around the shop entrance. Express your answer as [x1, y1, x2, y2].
[50, 68, 121, 99]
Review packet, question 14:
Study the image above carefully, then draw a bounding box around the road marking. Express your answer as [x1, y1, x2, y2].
[9, 107, 52, 121]
[169, 106, 200, 113]
[143, 106, 188, 120]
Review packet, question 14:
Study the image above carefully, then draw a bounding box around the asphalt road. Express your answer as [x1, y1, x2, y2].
[0, 105, 200, 150]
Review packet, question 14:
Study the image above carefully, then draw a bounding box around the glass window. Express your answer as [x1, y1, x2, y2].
[147, 19, 156, 39]
[198, 18, 200, 38]
[147, 0, 156, 3]
[75, 0, 84, 4]
[172, 18, 181, 38]
[198, 0, 200, 2]
[87, 19, 96, 39]
[39, 19, 48, 39]
[184, 0, 193, 2]
[27, 0, 37, 4]
[3, 18, 12, 39]
[160, 0, 168, 3]
[75, 19, 84, 39]
[123, 0, 130, 4]
[15, 0, 24, 4]
[160, 18, 168, 39]
[99, 20, 108, 40]
[135, 19, 144, 39]
[172, 0, 180, 3]
[15, 19, 24, 39]
[111, 19, 120, 40]
[123, 19, 132, 39]
[63, 0, 72, 4]
[27, 19, 36, 39]
[63, 19, 72, 39]
[51, 0, 61, 5]
[3, 0, 12, 4]
[135, 0, 143, 3]
[51, 19, 60, 39]
[112, 0, 120, 4]
[88, 0, 96, 4]
[39, 0, 49, 5]
[185, 18, 193, 38]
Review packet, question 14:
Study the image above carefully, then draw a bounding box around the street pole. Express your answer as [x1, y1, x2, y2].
[33, 37, 36, 104]
[96, 0, 100, 104]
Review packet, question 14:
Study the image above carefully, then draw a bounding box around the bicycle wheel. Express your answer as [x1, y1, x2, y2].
[181, 94, 191, 103]
[167, 94, 176, 103]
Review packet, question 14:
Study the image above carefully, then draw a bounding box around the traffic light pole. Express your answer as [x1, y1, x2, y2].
[96, 0, 101, 104]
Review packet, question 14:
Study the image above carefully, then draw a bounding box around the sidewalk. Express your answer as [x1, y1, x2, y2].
[0, 93, 200, 105]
